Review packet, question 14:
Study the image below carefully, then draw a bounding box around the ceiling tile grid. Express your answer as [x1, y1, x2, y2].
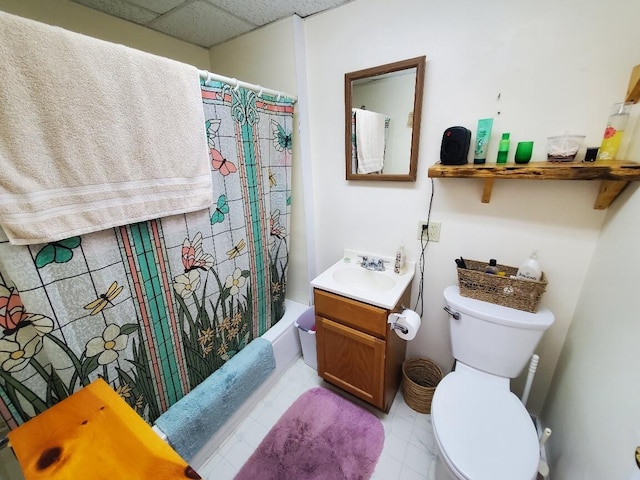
[72, 0, 159, 25]
[148, 0, 255, 47]
[206, 0, 300, 26]
[69, 0, 352, 48]
[125, 0, 186, 15]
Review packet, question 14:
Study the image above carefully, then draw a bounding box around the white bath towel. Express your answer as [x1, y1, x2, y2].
[0, 11, 212, 245]
[354, 108, 387, 174]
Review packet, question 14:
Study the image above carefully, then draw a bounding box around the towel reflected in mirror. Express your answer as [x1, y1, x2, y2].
[352, 108, 390, 174]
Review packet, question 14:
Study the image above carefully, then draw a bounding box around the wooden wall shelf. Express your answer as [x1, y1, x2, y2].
[428, 160, 640, 209]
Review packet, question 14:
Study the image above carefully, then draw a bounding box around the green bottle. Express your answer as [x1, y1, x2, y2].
[496, 132, 510, 163]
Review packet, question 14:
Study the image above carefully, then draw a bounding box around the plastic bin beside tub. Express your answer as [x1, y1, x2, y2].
[295, 307, 317, 370]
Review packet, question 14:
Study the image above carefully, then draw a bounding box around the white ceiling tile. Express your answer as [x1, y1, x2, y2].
[71, 0, 158, 24]
[125, 0, 186, 15]
[291, 0, 352, 17]
[149, 0, 256, 48]
[206, 0, 350, 24]
[70, 0, 352, 47]
[206, 0, 292, 25]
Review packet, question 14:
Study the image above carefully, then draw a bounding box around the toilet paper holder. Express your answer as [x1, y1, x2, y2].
[388, 311, 409, 333]
[388, 321, 409, 334]
[387, 309, 421, 340]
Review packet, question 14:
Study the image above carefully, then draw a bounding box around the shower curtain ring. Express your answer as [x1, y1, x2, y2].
[277, 91, 281, 101]
[233, 78, 240, 91]
[257, 86, 263, 97]
[206, 72, 211, 84]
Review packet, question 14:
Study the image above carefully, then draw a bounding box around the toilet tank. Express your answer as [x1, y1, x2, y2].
[443, 286, 554, 378]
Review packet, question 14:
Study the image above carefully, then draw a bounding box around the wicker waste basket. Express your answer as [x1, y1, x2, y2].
[402, 358, 443, 414]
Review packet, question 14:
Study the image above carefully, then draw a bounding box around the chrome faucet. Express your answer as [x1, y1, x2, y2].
[359, 255, 386, 271]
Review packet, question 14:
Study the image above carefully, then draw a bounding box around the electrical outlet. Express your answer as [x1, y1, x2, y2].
[417, 221, 441, 242]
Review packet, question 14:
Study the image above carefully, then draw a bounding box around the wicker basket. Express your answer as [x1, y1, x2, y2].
[457, 259, 547, 313]
[402, 358, 443, 414]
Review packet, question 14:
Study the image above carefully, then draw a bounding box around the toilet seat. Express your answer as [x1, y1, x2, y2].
[431, 371, 539, 480]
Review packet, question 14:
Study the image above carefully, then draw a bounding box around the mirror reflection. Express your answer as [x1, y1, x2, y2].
[345, 56, 425, 182]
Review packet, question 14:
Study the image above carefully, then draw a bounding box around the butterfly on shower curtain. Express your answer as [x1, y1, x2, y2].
[210, 194, 229, 225]
[0, 285, 30, 336]
[34, 236, 81, 268]
[211, 148, 237, 176]
[205, 118, 237, 176]
[271, 119, 292, 153]
[205, 119, 221, 148]
[83, 281, 124, 316]
[226, 239, 246, 259]
[268, 169, 277, 187]
[181, 232, 214, 273]
[1, 317, 31, 337]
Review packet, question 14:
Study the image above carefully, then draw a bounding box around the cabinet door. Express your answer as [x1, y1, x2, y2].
[316, 316, 386, 409]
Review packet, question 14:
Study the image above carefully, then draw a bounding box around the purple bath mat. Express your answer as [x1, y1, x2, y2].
[234, 387, 384, 480]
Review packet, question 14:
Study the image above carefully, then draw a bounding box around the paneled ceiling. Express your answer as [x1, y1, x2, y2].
[69, 0, 352, 48]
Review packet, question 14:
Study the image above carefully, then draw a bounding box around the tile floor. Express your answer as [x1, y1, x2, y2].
[197, 357, 438, 480]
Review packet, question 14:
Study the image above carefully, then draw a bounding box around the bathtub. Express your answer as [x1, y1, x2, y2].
[187, 299, 309, 469]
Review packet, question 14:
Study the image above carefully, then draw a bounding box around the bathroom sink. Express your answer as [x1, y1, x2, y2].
[332, 266, 396, 291]
[310, 250, 415, 309]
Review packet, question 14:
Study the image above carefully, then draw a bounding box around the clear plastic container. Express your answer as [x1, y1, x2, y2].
[546, 134, 585, 162]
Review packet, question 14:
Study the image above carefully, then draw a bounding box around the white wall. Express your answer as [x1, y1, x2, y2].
[207, 17, 297, 96]
[304, 0, 640, 414]
[0, 0, 210, 68]
[543, 181, 640, 479]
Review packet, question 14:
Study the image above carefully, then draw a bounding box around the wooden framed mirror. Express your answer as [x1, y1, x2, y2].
[345, 56, 425, 182]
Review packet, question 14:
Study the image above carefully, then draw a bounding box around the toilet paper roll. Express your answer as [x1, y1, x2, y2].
[387, 309, 421, 340]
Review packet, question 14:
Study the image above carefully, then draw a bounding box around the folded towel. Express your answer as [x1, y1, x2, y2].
[0, 11, 212, 245]
[354, 108, 387, 174]
[154, 338, 275, 461]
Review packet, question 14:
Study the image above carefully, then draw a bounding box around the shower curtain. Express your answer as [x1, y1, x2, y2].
[0, 79, 294, 428]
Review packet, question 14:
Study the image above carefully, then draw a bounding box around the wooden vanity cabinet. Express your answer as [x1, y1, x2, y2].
[314, 287, 410, 412]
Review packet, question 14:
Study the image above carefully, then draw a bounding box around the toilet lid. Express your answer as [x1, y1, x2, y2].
[432, 372, 539, 480]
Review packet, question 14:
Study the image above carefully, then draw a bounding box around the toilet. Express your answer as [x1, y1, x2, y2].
[431, 285, 554, 480]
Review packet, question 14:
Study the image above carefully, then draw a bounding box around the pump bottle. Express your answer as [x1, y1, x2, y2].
[516, 251, 542, 281]
[394, 243, 406, 274]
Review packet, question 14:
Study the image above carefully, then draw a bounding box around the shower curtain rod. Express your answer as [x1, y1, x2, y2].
[198, 69, 297, 103]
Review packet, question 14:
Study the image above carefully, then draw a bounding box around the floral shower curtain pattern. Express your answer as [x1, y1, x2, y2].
[0, 80, 294, 429]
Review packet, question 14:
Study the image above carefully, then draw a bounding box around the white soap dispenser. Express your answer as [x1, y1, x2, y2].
[516, 251, 542, 281]
[394, 242, 406, 274]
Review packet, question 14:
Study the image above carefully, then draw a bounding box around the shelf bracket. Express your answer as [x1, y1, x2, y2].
[481, 178, 494, 203]
[594, 180, 629, 210]
[626, 63, 640, 103]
